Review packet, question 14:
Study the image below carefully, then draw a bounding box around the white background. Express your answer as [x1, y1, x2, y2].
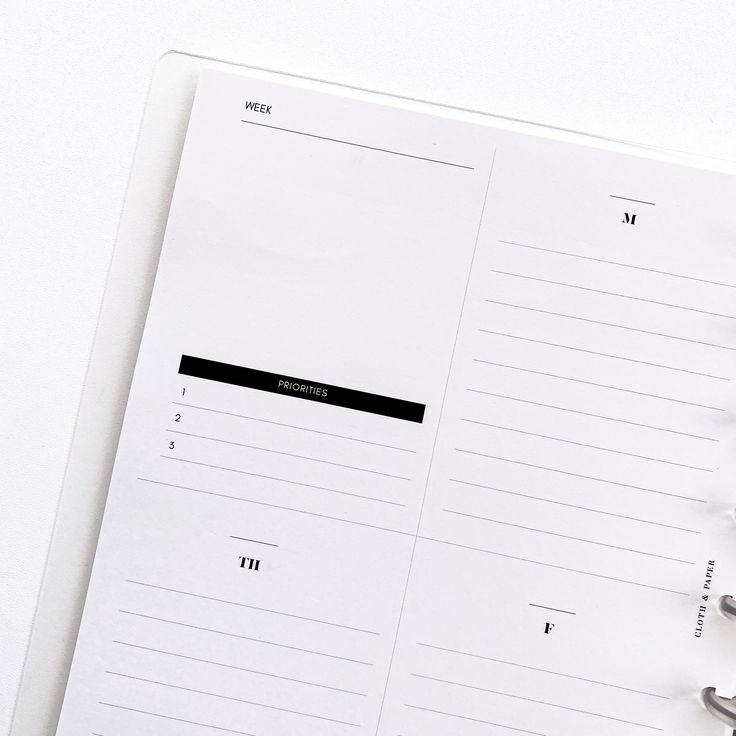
[1, 2, 735, 731]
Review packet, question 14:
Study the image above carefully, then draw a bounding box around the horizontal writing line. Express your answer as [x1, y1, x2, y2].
[417, 642, 669, 699]
[141, 476, 411, 535]
[467, 388, 719, 442]
[485, 300, 736, 354]
[173, 401, 416, 453]
[491, 270, 736, 320]
[529, 603, 576, 615]
[118, 610, 373, 665]
[461, 418, 712, 471]
[444, 509, 694, 564]
[449, 478, 701, 534]
[106, 671, 360, 727]
[112, 640, 366, 696]
[498, 240, 736, 289]
[474, 358, 724, 410]
[168, 429, 412, 480]
[478, 329, 729, 380]
[126, 579, 379, 635]
[99, 702, 256, 735]
[159, 456, 405, 506]
[419, 536, 689, 595]
[455, 449, 706, 503]
[404, 703, 545, 735]
[411, 674, 662, 730]
[241, 118, 475, 169]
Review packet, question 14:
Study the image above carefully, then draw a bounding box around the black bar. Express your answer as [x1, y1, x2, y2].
[179, 355, 425, 424]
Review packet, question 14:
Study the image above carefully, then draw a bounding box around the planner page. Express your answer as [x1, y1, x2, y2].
[55, 68, 736, 736]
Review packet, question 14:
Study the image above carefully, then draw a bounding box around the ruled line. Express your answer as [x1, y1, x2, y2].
[454, 448, 706, 503]
[467, 388, 719, 442]
[112, 640, 367, 696]
[461, 418, 712, 471]
[229, 535, 279, 547]
[410, 673, 662, 730]
[490, 270, 736, 320]
[443, 509, 695, 564]
[99, 702, 257, 735]
[416, 642, 669, 699]
[167, 429, 412, 480]
[420, 535, 689, 595]
[173, 401, 416, 453]
[478, 329, 729, 380]
[498, 240, 736, 289]
[118, 610, 373, 665]
[106, 671, 360, 727]
[529, 603, 576, 615]
[609, 194, 656, 205]
[126, 579, 379, 635]
[159, 456, 406, 506]
[404, 704, 546, 735]
[485, 300, 736, 353]
[140, 476, 410, 535]
[449, 478, 701, 534]
[241, 119, 475, 170]
[473, 358, 724, 410]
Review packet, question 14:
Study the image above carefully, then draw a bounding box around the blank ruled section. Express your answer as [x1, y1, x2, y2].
[424, 227, 736, 594]
[412, 157, 736, 608]
[420, 146, 736, 585]
[98, 577, 378, 734]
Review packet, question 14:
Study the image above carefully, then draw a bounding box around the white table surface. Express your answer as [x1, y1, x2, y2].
[2, 1, 736, 732]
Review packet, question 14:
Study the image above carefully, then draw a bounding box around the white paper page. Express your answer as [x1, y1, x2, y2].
[55, 69, 736, 736]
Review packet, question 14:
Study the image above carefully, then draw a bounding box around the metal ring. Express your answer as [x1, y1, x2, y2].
[719, 595, 736, 621]
[702, 687, 736, 727]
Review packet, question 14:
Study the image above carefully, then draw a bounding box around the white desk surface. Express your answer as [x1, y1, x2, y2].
[2, 2, 736, 732]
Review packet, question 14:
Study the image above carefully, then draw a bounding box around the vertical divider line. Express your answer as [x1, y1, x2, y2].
[372, 149, 497, 734]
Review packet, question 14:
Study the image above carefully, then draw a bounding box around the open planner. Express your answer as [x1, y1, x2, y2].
[47, 62, 736, 736]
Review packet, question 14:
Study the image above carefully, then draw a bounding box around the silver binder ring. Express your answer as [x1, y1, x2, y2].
[702, 687, 736, 727]
[719, 595, 736, 620]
